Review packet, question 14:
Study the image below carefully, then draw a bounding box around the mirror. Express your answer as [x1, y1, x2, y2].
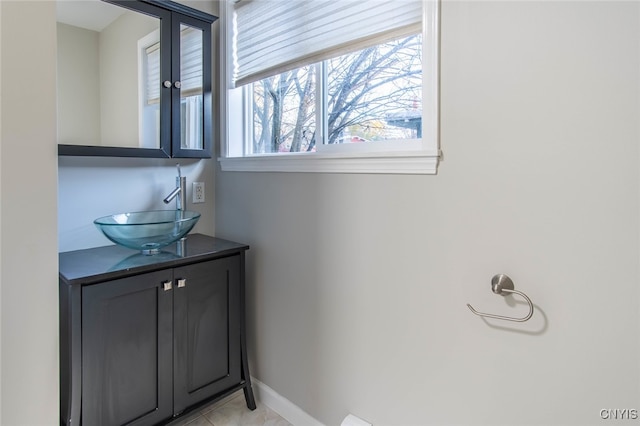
[57, 0, 163, 151]
[178, 23, 204, 152]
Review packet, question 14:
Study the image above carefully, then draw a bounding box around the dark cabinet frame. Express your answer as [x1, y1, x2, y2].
[57, 0, 215, 159]
[59, 235, 256, 425]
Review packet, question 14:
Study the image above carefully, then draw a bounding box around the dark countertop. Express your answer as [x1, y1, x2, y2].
[59, 234, 249, 285]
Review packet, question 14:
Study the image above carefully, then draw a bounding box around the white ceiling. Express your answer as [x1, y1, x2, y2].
[56, 0, 126, 32]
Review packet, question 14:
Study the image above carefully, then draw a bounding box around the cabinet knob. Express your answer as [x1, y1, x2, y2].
[177, 278, 187, 288]
[163, 281, 173, 291]
[163, 80, 172, 88]
[174, 81, 182, 89]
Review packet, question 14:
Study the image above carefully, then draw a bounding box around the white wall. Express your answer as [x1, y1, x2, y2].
[0, 1, 59, 424]
[215, 1, 640, 425]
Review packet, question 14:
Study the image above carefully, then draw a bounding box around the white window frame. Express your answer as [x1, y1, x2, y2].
[219, 0, 441, 175]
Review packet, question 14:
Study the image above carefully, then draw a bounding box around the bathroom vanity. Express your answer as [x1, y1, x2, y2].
[59, 234, 255, 425]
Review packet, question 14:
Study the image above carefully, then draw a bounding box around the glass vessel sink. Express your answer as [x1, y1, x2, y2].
[94, 210, 201, 255]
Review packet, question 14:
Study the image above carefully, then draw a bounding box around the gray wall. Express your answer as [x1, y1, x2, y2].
[0, 1, 59, 423]
[216, 1, 640, 425]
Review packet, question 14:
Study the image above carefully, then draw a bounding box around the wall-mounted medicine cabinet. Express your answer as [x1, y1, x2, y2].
[57, 0, 216, 158]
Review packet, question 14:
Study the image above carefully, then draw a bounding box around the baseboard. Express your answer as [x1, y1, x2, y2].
[251, 377, 325, 426]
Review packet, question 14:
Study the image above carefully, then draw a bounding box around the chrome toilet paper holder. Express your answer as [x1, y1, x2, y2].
[467, 274, 534, 322]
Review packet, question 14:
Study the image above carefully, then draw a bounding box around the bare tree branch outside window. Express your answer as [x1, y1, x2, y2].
[252, 34, 422, 154]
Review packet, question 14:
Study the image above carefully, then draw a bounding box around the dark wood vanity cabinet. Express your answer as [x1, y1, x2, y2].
[60, 235, 255, 426]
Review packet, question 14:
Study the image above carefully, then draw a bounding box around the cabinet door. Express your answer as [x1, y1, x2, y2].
[57, 1, 215, 159]
[173, 256, 241, 414]
[170, 13, 212, 158]
[82, 270, 173, 426]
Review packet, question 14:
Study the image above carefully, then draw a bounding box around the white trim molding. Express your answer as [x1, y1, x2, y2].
[252, 377, 325, 426]
[219, 150, 441, 174]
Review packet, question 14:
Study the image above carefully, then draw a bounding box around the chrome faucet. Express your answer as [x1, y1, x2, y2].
[163, 164, 186, 210]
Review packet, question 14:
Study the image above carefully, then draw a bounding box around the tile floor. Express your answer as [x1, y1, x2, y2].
[168, 391, 292, 426]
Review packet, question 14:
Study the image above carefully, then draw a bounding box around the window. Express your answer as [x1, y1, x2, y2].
[220, 0, 440, 174]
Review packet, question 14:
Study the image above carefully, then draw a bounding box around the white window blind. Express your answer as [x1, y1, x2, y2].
[232, 0, 422, 86]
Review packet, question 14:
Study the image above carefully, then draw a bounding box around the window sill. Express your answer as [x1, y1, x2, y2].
[218, 150, 441, 174]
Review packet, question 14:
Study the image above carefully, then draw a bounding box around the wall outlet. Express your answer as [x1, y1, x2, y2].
[192, 182, 205, 203]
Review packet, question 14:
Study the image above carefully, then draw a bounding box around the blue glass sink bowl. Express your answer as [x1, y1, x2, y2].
[94, 210, 201, 255]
